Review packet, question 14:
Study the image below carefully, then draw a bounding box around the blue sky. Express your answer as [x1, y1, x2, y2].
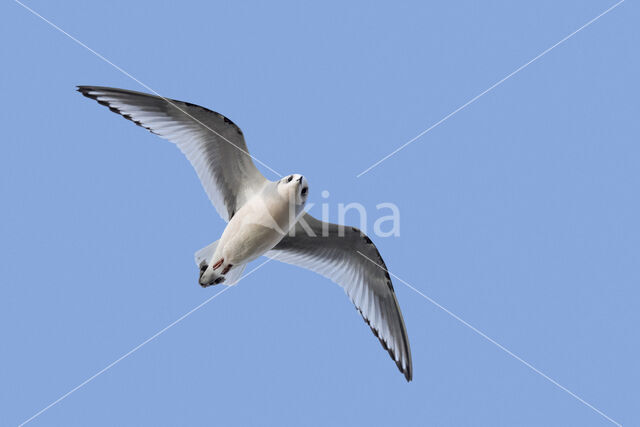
[1, 1, 638, 426]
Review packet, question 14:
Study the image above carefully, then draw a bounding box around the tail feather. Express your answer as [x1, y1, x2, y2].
[195, 240, 219, 270]
[195, 240, 247, 286]
[223, 263, 247, 285]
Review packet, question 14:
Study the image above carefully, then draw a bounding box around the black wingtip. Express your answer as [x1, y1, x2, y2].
[399, 356, 412, 382]
[357, 307, 412, 382]
[76, 85, 96, 99]
[404, 365, 413, 382]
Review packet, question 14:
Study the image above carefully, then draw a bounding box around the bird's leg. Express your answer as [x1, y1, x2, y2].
[212, 258, 224, 270]
[222, 264, 233, 275]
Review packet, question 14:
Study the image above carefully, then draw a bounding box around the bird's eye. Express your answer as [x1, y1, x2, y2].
[301, 187, 308, 195]
[286, 176, 293, 183]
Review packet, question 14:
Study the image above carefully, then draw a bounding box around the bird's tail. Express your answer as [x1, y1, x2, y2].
[195, 240, 219, 270]
[194, 240, 247, 286]
[221, 262, 247, 285]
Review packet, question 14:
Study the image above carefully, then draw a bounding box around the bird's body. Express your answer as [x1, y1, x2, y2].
[200, 176, 308, 285]
[78, 86, 413, 381]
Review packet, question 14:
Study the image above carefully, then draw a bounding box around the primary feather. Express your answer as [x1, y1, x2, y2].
[267, 214, 413, 381]
[77, 86, 266, 221]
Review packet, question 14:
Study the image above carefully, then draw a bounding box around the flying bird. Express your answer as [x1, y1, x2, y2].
[77, 86, 413, 381]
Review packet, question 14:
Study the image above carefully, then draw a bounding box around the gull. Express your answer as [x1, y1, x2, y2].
[77, 86, 413, 381]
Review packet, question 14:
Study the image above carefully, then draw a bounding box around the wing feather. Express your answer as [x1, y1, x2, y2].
[78, 86, 267, 221]
[266, 213, 413, 381]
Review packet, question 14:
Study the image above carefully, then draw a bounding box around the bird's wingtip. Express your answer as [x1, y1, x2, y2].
[76, 86, 100, 101]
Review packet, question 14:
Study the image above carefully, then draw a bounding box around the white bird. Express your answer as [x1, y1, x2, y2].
[78, 86, 413, 381]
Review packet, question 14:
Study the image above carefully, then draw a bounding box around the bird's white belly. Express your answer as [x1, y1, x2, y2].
[221, 223, 284, 265]
[214, 193, 294, 266]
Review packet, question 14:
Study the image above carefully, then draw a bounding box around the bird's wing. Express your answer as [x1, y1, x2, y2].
[78, 86, 268, 221]
[266, 213, 413, 381]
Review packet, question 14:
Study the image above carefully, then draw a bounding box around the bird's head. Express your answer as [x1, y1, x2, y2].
[277, 174, 309, 205]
